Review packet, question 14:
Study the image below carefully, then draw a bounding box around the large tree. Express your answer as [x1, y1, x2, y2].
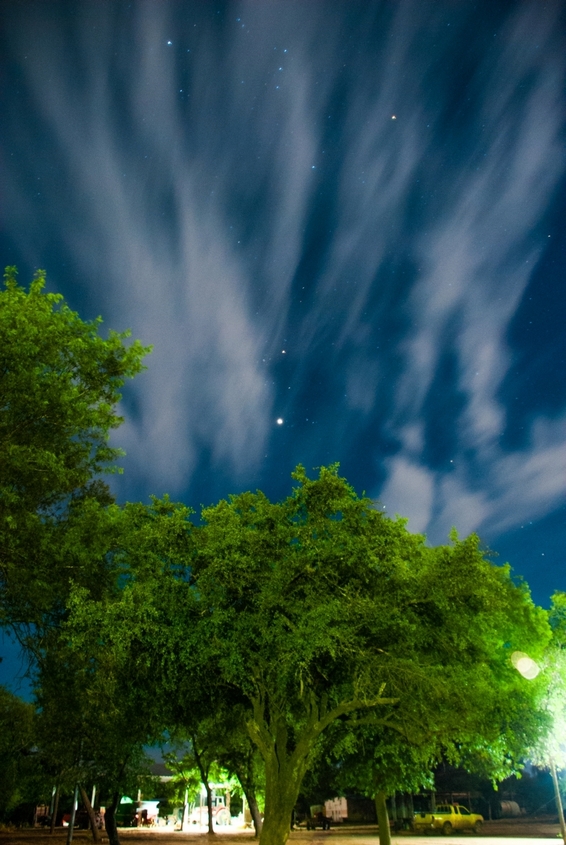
[184, 466, 550, 845]
[67, 465, 550, 845]
[0, 266, 148, 638]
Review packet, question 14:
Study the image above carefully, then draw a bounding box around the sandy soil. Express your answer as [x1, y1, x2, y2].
[0, 819, 563, 845]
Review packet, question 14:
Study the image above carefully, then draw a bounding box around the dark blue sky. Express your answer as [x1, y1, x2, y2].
[1, 0, 565, 689]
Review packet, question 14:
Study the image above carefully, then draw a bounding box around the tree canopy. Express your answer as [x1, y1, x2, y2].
[0, 685, 37, 823]
[1, 267, 558, 845]
[69, 465, 551, 845]
[0, 266, 149, 634]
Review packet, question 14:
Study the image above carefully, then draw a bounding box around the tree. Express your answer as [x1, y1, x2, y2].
[58, 496, 196, 845]
[167, 706, 266, 836]
[160, 751, 202, 831]
[302, 719, 437, 845]
[522, 591, 566, 843]
[0, 685, 38, 823]
[210, 705, 266, 836]
[304, 648, 547, 845]
[66, 465, 550, 845]
[35, 612, 159, 845]
[0, 266, 149, 640]
[545, 592, 566, 770]
[182, 466, 550, 845]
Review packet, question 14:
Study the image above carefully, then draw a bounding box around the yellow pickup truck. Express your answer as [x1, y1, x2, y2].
[413, 804, 484, 835]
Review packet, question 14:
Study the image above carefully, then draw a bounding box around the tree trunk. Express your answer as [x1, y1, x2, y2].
[205, 781, 215, 835]
[79, 784, 100, 843]
[260, 792, 297, 845]
[374, 791, 391, 845]
[247, 790, 263, 838]
[181, 787, 189, 832]
[259, 759, 303, 845]
[232, 760, 263, 837]
[550, 758, 566, 845]
[50, 784, 60, 834]
[191, 734, 215, 835]
[104, 792, 121, 845]
[66, 783, 79, 845]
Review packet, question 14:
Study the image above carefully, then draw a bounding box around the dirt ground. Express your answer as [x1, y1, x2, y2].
[0, 819, 563, 845]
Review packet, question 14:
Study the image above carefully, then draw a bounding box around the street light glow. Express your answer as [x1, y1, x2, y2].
[511, 650, 565, 845]
[511, 650, 540, 679]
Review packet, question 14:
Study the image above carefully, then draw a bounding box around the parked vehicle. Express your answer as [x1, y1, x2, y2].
[414, 804, 483, 835]
[305, 806, 331, 830]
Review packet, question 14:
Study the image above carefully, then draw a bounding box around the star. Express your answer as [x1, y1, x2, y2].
[276, 418, 284, 425]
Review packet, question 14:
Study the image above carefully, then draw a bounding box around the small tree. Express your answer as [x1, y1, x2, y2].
[161, 752, 202, 830]
[211, 705, 266, 836]
[35, 620, 159, 845]
[0, 685, 38, 823]
[59, 496, 196, 845]
[523, 592, 566, 842]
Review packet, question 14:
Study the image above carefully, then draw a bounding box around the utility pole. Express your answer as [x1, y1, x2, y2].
[66, 784, 79, 845]
[550, 759, 566, 845]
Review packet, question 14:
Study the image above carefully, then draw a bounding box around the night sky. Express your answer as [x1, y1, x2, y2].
[1, 0, 566, 687]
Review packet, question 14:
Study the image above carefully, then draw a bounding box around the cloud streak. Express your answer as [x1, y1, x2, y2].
[380, 1, 566, 540]
[1, 0, 565, 551]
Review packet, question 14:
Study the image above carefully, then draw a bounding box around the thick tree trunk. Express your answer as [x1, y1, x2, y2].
[260, 793, 297, 845]
[259, 761, 303, 845]
[50, 785, 60, 834]
[104, 792, 121, 845]
[375, 791, 391, 845]
[79, 785, 100, 843]
[248, 692, 388, 845]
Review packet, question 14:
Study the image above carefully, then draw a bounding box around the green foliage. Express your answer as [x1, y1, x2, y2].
[0, 266, 148, 508]
[0, 266, 150, 634]
[59, 465, 552, 845]
[526, 591, 566, 771]
[33, 497, 198, 807]
[34, 623, 158, 808]
[550, 592, 566, 646]
[161, 751, 203, 807]
[180, 466, 549, 845]
[0, 685, 40, 821]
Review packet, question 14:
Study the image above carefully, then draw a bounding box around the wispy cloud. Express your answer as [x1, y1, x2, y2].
[378, 1, 566, 540]
[2, 0, 565, 546]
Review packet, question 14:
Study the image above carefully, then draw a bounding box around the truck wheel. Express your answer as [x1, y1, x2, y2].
[473, 821, 483, 835]
[215, 808, 230, 826]
[442, 822, 453, 835]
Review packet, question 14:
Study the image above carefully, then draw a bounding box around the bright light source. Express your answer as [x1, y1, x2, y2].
[276, 418, 284, 425]
[511, 651, 541, 679]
